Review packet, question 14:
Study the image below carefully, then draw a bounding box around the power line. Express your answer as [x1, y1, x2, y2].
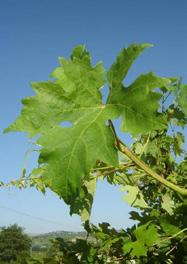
[0, 205, 81, 231]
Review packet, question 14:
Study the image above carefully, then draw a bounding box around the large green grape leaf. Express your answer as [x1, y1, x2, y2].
[5, 44, 171, 205]
[107, 44, 171, 135]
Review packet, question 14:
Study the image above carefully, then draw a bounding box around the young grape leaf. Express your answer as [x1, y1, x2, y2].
[123, 222, 159, 257]
[69, 178, 97, 221]
[177, 84, 187, 115]
[123, 241, 147, 257]
[121, 185, 148, 209]
[134, 223, 159, 246]
[160, 220, 181, 236]
[161, 193, 175, 215]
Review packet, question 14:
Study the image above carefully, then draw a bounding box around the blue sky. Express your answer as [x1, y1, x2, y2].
[0, 0, 187, 233]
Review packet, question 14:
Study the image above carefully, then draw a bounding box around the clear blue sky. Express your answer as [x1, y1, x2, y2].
[0, 0, 187, 233]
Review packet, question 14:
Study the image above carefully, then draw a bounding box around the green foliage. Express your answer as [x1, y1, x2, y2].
[0, 224, 31, 264]
[123, 222, 159, 257]
[4, 43, 187, 262]
[107, 44, 170, 135]
[121, 185, 148, 209]
[4, 43, 171, 203]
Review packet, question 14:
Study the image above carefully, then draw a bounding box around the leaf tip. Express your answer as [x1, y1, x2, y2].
[143, 43, 154, 48]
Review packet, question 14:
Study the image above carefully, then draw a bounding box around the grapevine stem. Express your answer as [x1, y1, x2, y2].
[108, 120, 187, 197]
[118, 141, 187, 197]
[90, 163, 134, 179]
[161, 228, 187, 242]
[92, 162, 134, 172]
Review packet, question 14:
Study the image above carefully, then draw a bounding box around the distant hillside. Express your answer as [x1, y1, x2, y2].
[31, 230, 87, 252]
[33, 230, 86, 238]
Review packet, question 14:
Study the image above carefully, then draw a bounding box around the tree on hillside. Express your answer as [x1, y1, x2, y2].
[0, 224, 31, 264]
